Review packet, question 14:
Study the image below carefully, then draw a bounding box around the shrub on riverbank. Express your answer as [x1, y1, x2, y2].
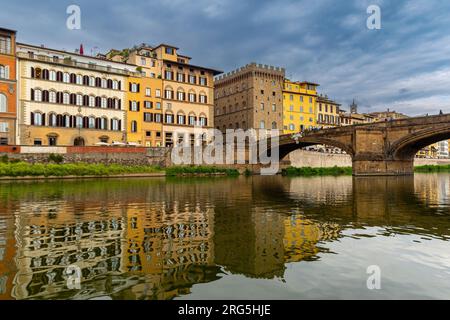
[282, 166, 353, 176]
[414, 165, 450, 172]
[0, 162, 162, 177]
[166, 166, 239, 176]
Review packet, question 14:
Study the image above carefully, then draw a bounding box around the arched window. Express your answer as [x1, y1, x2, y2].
[49, 113, 57, 127]
[89, 116, 95, 129]
[0, 93, 7, 112]
[49, 70, 56, 81]
[289, 123, 295, 131]
[63, 92, 70, 104]
[63, 73, 70, 83]
[49, 91, 56, 103]
[89, 96, 95, 107]
[131, 120, 138, 132]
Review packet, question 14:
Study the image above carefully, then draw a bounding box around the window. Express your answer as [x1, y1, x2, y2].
[177, 114, 185, 125]
[177, 73, 184, 82]
[165, 114, 173, 124]
[0, 36, 11, 54]
[199, 77, 207, 86]
[63, 93, 69, 105]
[130, 83, 139, 93]
[177, 91, 185, 101]
[131, 121, 138, 132]
[189, 115, 196, 125]
[289, 105, 293, 112]
[165, 47, 174, 55]
[272, 121, 277, 129]
[0, 65, 9, 79]
[0, 122, 8, 132]
[111, 119, 119, 131]
[89, 77, 95, 87]
[289, 124, 295, 131]
[200, 95, 207, 104]
[89, 96, 95, 107]
[300, 96, 303, 102]
[49, 70, 56, 81]
[33, 139, 42, 146]
[76, 75, 82, 85]
[112, 80, 119, 90]
[33, 112, 43, 126]
[144, 101, 152, 109]
[165, 71, 173, 80]
[145, 88, 151, 96]
[76, 94, 83, 106]
[34, 89, 42, 102]
[290, 95, 293, 101]
[144, 113, 152, 122]
[130, 101, 139, 111]
[49, 91, 56, 103]
[156, 102, 161, 109]
[260, 120, 265, 129]
[76, 116, 83, 128]
[141, 57, 146, 65]
[0, 94, 6, 112]
[272, 104, 276, 112]
[155, 89, 161, 97]
[165, 90, 173, 99]
[309, 97, 313, 103]
[63, 73, 70, 83]
[101, 78, 107, 88]
[101, 97, 107, 108]
[188, 93, 196, 102]
[189, 75, 196, 84]
[199, 117, 207, 126]
[89, 117, 95, 129]
[154, 114, 162, 123]
[260, 103, 264, 111]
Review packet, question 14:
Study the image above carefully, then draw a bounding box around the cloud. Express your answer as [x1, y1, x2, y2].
[1, 0, 450, 115]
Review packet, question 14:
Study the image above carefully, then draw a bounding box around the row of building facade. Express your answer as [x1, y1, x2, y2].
[0, 27, 448, 157]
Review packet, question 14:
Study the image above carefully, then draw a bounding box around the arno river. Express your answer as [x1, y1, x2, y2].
[0, 174, 449, 300]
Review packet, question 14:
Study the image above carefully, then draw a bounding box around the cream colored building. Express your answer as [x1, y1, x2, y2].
[16, 43, 138, 146]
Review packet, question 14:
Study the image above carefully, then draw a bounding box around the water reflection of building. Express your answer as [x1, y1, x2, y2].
[12, 202, 127, 300]
[7, 179, 220, 300]
[121, 204, 217, 300]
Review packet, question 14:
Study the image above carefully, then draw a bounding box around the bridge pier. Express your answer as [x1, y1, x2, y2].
[352, 159, 414, 176]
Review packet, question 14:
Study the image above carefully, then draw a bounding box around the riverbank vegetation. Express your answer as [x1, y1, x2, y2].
[282, 166, 353, 176]
[165, 166, 239, 176]
[414, 165, 450, 173]
[0, 162, 162, 177]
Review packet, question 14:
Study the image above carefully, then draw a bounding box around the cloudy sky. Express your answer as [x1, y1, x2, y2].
[2, 0, 450, 115]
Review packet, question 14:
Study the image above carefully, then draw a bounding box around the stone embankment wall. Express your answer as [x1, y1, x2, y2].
[1, 146, 172, 167]
[288, 150, 450, 168]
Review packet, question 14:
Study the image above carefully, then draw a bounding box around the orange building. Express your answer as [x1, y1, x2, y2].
[0, 28, 17, 145]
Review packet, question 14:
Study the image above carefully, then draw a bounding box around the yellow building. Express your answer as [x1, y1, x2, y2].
[282, 80, 318, 134]
[316, 95, 341, 128]
[108, 43, 221, 147]
[125, 75, 163, 146]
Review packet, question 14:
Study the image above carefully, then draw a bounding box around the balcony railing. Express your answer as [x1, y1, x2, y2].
[17, 52, 139, 76]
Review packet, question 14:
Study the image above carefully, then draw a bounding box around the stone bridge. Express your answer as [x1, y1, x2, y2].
[266, 113, 450, 176]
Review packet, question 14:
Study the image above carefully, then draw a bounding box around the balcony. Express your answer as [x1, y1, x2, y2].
[17, 52, 139, 77]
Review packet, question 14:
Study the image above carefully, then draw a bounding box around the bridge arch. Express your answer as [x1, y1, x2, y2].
[265, 135, 354, 161]
[389, 125, 450, 160]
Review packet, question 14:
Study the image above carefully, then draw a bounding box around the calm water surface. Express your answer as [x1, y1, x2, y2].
[0, 174, 449, 300]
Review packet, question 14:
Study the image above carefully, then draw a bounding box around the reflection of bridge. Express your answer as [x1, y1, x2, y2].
[269, 114, 450, 176]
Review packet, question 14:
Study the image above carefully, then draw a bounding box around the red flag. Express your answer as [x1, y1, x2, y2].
[79, 44, 84, 55]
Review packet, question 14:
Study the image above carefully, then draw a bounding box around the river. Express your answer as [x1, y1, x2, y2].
[0, 173, 449, 300]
